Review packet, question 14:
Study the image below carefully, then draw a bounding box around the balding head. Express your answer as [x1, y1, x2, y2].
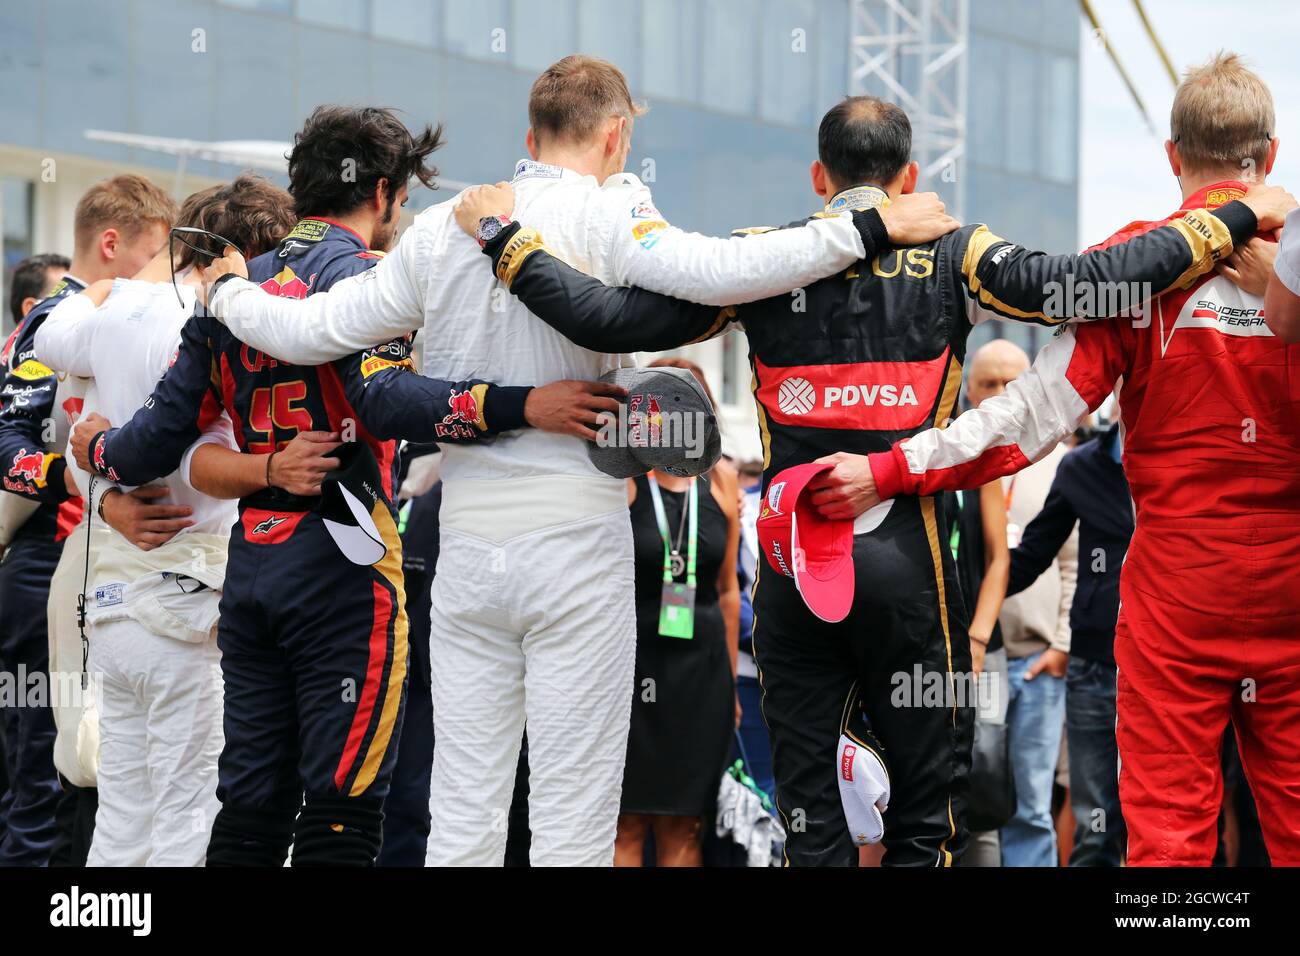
[966, 339, 1030, 408]
[815, 95, 916, 197]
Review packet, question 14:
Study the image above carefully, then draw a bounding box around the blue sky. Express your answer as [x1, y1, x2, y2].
[1079, 0, 1299, 244]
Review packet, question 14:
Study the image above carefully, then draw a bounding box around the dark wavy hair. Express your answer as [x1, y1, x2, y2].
[174, 174, 296, 271]
[287, 105, 444, 219]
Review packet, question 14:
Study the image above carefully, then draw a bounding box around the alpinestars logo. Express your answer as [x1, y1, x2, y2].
[252, 515, 287, 536]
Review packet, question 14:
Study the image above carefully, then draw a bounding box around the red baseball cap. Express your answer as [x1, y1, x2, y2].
[756, 462, 855, 623]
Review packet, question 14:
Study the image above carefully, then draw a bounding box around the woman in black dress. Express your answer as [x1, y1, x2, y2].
[614, 361, 741, 867]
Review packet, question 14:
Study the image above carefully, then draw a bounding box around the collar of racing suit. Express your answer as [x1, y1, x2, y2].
[297, 217, 367, 246]
[1180, 179, 1248, 213]
[511, 158, 589, 185]
[825, 184, 890, 213]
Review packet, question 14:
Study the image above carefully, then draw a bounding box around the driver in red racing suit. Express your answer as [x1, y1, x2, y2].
[866, 51, 1300, 864]
[867, 177, 1300, 865]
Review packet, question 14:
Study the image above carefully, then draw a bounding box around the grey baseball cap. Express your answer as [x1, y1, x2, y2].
[588, 366, 722, 479]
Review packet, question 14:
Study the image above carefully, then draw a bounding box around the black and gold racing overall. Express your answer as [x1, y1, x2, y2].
[475, 184, 1257, 866]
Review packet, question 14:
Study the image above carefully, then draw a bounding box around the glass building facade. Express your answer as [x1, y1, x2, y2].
[962, 0, 1081, 361]
[0, 0, 1079, 458]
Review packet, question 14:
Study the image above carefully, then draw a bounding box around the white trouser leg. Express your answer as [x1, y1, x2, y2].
[87, 618, 224, 866]
[425, 529, 526, 866]
[520, 510, 637, 867]
[86, 623, 151, 867]
[141, 631, 224, 866]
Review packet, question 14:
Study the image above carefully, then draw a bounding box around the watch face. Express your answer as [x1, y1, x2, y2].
[478, 216, 505, 243]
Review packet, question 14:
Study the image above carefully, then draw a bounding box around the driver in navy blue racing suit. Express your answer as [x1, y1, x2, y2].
[76, 212, 618, 865]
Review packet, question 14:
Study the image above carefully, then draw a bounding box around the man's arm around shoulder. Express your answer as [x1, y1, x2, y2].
[202, 225, 429, 365]
[1266, 206, 1300, 341]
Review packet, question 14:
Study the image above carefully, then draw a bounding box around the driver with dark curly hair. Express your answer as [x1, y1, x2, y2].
[73, 106, 614, 866]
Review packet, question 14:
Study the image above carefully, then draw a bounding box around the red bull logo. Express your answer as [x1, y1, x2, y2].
[627, 393, 663, 447]
[444, 389, 479, 425]
[260, 266, 315, 300]
[91, 435, 120, 483]
[10, 449, 45, 483]
[436, 386, 486, 439]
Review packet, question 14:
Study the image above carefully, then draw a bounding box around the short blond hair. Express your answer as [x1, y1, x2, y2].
[528, 55, 647, 147]
[1171, 51, 1274, 174]
[74, 174, 177, 252]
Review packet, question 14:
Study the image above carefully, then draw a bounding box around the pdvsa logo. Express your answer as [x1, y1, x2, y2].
[777, 377, 919, 415]
[777, 377, 816, 415]
[825, 384, 919, 408]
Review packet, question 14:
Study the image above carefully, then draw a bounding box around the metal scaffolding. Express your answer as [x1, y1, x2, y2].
[850, 0, 969, 219]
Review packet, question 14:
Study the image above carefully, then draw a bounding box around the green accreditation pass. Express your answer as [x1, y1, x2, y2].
[647, 475, 698, 640]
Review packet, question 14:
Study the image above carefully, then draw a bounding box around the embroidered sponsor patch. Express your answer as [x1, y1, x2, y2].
[444, 388, 480, 425]
[514, 159, 563, 181]
[755, 353, 948, 431]
[766, 480, 786, 515]
[9, 448, 49, 485]
[632, 219, 668, 251]
[841, 743, 857, 781]
[10, 359, 53, 381]
[95, 584, 124, 609]
[91, 434, 120, 483]
[827, 185, 889, 211]
[240, 509, 306, 544]
[360, 355, 416, 378]
[284, 219, 331, 243]
[260, 266, 315, 299]
[1205, 187, 1246, 208]
[626, 393, 663, 447]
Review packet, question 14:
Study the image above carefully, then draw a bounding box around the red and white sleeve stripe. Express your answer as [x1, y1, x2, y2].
[870, 323, 1125, 499]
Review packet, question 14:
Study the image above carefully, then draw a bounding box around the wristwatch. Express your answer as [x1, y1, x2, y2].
[475, 215, 513, 248]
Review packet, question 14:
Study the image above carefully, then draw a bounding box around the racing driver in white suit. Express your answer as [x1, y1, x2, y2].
[198, 56, 958, 866]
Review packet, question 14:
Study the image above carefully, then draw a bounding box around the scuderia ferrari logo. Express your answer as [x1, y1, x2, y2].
[1159, 275, 1273, 356]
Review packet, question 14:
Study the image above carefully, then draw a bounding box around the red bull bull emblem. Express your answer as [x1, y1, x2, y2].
[91, 435, 120, 483]
[10, 448, 45, 484]
[435, 388, 481, 440]
[445, 389, 479, 424]
[259, 266, 316, 300]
